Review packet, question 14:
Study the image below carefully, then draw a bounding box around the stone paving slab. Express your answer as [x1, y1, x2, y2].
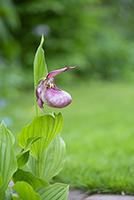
[67, 190, 134, 200]
[67, 189, 88, 200]
[85, 194, 134, 200]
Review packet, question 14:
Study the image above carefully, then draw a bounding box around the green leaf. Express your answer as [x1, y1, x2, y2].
[27, 135, 66, 182]
[34, 35, 48, 115]
[17, 151, 29, 169]
[4, 185, 12, 200]
[36, 183, 69, 200]
[12, 193, 19, 200]
[34, 35, 48, 88]
[17, 136, 42, 168]
[0, 174, 3, 188]
[13, 182, 41, 200]
[0, 121, 17, 199]
[18, 113, 63, 160]
[12, 169, 49, 190]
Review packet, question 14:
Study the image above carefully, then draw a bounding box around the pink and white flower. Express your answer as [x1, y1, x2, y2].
[36, 65, 78, 108]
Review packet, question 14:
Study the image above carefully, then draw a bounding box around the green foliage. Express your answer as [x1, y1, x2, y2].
[17, 136, 42, 168]
[0, 0, 20, 61]
[14, 105, 67, 197]
[27, 135, 66, 182]
[18, 113, 63, 160]
[13, 182, 69, 200]
[0, 174, 3, 188]
[36, 183, 69, 200]
[34, 35, 48, 87]
[6, 0, 134, 83]
[12, 169, 49, 190]
[0, 0, 23, 96]
[4, 185, 13, 200]
[0, 121, 17, 200]
[0, 113, 68, 199]
[13, 181, 41, 200]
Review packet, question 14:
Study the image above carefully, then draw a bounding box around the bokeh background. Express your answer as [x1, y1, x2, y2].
[1, 0, 134, 95]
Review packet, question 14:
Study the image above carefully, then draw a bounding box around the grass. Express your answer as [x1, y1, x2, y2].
[1, 81, 134, 195]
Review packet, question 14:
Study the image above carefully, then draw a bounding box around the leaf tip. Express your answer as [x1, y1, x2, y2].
[40, 35, 44, 46]
[0, 120, 6, 127]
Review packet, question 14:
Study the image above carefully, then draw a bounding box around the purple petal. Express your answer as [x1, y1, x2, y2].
[46, 64, 78, 80]
[42, 88, 72, 108]
[36, 79, 46, 108]
[37, 97, 44, 108]
[9, 180, 14, 188]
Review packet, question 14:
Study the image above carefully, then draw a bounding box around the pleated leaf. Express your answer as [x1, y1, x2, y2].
[36, 183, 69, 200]
[13, 181, 41, 200]
[18, 113, 63, 160]
[27, 135, 66, 181]
[17, 136, 42, 168]
[12, 169, 49, 190]
[0, 121, 17, 199]
[34, 35, 48, 88]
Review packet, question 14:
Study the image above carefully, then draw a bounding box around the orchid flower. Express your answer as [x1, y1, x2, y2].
[36, 65, 78, 109]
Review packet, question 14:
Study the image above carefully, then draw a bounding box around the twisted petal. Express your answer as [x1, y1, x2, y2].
[36, 79, 46, 108]
[46, 64, 78, 80]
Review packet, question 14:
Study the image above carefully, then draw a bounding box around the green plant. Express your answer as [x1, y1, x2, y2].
[0, 36, 77, 199]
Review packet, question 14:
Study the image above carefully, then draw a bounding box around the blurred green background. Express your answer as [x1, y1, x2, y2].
[1, 0, 134, 194]
[1, 0, 134, 95]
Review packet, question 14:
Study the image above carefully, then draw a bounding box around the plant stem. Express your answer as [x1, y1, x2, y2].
[35, 89, 38, 116]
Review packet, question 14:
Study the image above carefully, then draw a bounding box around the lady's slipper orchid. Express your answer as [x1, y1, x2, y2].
[36, 65, 78, 108]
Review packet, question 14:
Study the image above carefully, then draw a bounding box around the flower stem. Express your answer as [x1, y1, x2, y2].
[35, 99, 39, 116]
[35, 89, 38, 116]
